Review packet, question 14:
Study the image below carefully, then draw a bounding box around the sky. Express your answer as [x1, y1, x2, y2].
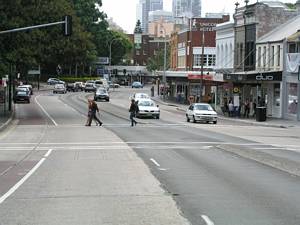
[101, 0, 297, 33]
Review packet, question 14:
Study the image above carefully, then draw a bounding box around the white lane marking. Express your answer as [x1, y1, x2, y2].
[201, 215, 215, 225]
[0, 149, 53, 205]
[150, 158, 161, 167]
[253, 147, 284, 150]
[44, 149, 53, 157]
[35, 96, 58, 126]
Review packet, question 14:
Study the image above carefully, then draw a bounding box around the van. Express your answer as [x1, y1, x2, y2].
[95, 79, 109, 91]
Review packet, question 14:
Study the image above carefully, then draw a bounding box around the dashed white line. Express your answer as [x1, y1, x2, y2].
[0, 149, 53, 205]
[35, 96, 58, 126]
[150, 158, 161, 167]
[201, 215, 215, 225]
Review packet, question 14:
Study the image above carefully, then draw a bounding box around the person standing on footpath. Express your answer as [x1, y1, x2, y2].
[129, 99, 137, 127]
[87, 100, 102, 126]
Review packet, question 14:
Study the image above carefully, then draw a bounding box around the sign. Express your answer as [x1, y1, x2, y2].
[188, 74, 213, 80]
[134, 33, 142, 49]
[28, 70, 40, 75]
[97, 57, 109, 65]
[224, 71, 282, 82]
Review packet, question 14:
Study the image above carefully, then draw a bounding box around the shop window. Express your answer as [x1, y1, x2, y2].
[258, 47, 261, 67]
[270, 46, 275, 67]
[287, 83, 298, 115]
[277, 45, 281, 67]
[208, 55, 216, 66]
[289, 43, 296, 53]
[136, 50, 140, 56]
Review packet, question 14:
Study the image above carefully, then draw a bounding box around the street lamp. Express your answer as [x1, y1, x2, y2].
[160, 25, 168, 101]
[109, 37, 121, 91]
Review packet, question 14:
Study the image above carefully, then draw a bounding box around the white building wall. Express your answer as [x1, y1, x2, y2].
[215, 23, 234, 70]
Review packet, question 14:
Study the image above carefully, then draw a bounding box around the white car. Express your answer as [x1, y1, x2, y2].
[18, 85, 33, 95]
[136, 99, 160, 119]
[131, 93, 150, 101]
[53, 84, 67, 94]
[186, 103, 218, 124]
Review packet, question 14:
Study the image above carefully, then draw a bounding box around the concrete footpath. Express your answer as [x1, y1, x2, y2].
[151, 96, 300, 128]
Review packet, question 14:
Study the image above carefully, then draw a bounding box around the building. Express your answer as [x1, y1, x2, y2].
[128, 34, 167, 66]
[148, 18, 174, 38]
[215, 22, 235, 112]
[223, 0, 300, 119]
[170, 14, 230, 71]
[172, 0, 201, 18]
[255, 13, 300, 120]
[149, 10, 174, 22]
[137, 0, 163, 33]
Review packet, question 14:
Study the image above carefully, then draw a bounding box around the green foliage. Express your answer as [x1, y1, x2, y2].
[147, 44, 170, 72]
[58, 76, 100, 82]
[285, 3, 296, 9]
[0, 0, 131, 78]
[134, 20, 143, 34]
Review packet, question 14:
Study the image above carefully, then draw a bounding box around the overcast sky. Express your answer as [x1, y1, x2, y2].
[101, 0, 297, 33]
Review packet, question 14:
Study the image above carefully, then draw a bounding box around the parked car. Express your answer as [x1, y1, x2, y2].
[109, 83, 120, 88]
[18, 84, 33, 95]
[47, 78, 65, 85]
[131, 81, 143, 88]
[94, 88, 109, 102]
[53, 84, 67, 94]
[136, 99, 160, 119]
[84, 83, 96, 92]
[13, 88, 31, 103]
[186, 103, 218, 124]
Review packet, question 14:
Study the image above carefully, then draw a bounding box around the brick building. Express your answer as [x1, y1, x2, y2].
[170, 14, 230, 71]
[128, 34, 168, 66]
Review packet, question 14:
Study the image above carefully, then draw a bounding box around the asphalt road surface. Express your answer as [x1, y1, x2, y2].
[1, 86, 300, 225]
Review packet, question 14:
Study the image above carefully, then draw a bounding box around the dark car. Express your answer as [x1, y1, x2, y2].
[132, 81, 143, 88]
[13, 88, 31, 103]
[94, 88, 109, 102]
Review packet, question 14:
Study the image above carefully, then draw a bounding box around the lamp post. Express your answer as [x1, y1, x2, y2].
[109, 37, 121, 91]
[199, 24, 205, 103]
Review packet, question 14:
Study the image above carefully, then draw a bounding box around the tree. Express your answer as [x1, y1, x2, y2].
[147, 45, 170, 72]
[285, 3, 296, 9]
[134, 20, 143, 34]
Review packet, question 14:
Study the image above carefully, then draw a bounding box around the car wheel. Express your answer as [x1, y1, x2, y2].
[192, 116, 196, 123]
[27, 99, 30, 104]
[186, 114, 190, 122]
[213, 121, 217, 124]
[106, 99, 109, 102]
[156, 115, 160, 119]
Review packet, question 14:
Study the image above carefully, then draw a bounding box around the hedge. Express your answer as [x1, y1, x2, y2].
[58, 77, 101, 83]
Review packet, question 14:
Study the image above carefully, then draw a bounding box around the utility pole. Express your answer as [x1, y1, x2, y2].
[200, 25, 205, 103]
[163, 38, 167, 101]
[109, 37, 120, 91]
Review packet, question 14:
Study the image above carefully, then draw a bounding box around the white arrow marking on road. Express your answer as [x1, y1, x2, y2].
[201, 215, 215, 225]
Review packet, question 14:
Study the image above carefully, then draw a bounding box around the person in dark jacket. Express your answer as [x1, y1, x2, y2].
[87, 100, 102, 126]
[129, 99, 137, 127]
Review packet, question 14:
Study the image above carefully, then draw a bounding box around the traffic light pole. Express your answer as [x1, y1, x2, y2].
[0, 16, 71, 36]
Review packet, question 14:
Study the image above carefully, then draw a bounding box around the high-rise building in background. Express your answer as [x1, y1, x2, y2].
[172, 0, 202, 18]
[136, 0, 163, 33]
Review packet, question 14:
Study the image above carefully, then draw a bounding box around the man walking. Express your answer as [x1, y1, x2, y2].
[129, 99, 137, 127]
[87, 100, 102, 126]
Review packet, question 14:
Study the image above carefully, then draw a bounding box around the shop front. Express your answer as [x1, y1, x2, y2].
[223, 71, 283, 118]
[284, 74, 299, 119]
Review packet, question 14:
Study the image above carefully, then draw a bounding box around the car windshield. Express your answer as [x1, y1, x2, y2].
[138, 101, 155, 107]
[136, 94, 149, 98]
[17, 91, 27, 95]
[97, 89, 106, 94]
[194, 104, 214, 111]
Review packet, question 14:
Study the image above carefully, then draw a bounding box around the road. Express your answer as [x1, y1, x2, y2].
[0, 86, 300, 225]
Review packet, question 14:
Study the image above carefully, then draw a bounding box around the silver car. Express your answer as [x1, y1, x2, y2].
[53, 84, 66, 94]
[136, 99, 160, 119]
[186, 103, 218, 124]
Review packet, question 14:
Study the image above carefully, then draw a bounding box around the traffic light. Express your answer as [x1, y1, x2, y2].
[63, 15, 72, 36]
[123, 69, 127, 75]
